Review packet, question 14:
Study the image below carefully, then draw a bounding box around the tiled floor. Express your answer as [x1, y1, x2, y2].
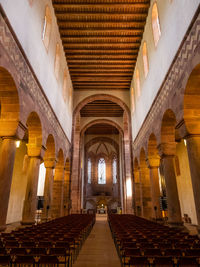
[73, 214, 121, 267]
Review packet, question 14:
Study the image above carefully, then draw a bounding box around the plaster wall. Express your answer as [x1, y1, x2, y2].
[175, 140, 197, 225]
[6, 142, 28, 224]
[0, 0, 73, 140]
[131, 0, 200, 140]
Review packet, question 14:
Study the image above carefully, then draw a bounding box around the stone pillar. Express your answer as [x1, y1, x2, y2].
[147, 158, 162, 219]
[139, 166, 152, 219]
[21, 156, 41, 225]
[133, 169, 142, 217]
[185, 135, 200, 226]
[71, 114, 81, 213]
[63, 168, 70, 216]
[0, 137, 17, 231]
[42, 159, 56, 221]
[158, 143, 183, 227]
[123, 112, 134, 214]
[52, 166, 64, 218]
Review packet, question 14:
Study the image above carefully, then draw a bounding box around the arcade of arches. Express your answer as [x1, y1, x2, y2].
[0, 0, 200, 252]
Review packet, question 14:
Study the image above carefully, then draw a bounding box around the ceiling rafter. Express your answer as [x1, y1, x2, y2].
[52, 0, 150, 91]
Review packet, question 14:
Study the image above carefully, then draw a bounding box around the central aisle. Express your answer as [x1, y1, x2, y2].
[74, 214, 121, 267]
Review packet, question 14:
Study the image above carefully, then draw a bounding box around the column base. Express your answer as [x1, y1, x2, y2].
[195, 225, 200, 234]
[168, 221, 187, 230]
[20, 220, 35, 226]
[0, 225, 6, 232]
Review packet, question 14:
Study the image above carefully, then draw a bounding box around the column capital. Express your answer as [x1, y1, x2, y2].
[27, 144, 46, 158]
[0, 121, 27, 138]
[158, 142, 176, 158]
[44, 158, 56, 169]
[175, 119, 200, 139]
[184, 134, 200, 140]
[146, 156, 160, 169]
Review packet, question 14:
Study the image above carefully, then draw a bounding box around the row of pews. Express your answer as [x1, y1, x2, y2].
[109, 214, 200, 267]
[0, 214, 95, 266]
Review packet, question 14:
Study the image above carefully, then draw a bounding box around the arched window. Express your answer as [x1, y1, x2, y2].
[62, 69, 68, 103]
[54, 43, 60, 80]
[142, 42, 149, 78]
[42, 5, 52, 51]
[88, 158, 92, 184]
[98, 158, 106, 184]
[131, 87, 135, 113]
[152, 2, 161, 47]
[136, 69, 141, 98]
[68, 86, 73, 111]
[113, 157, 117, 184]
[37, 163, 46, 196]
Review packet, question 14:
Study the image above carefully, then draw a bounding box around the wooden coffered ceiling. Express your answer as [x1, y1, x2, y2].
[80, 100, 124, 117]
[52, 0, 150, 91]
[85, 123, 119, 135]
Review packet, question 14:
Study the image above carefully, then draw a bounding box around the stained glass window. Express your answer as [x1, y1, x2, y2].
[98, 158, 106, 184]
[113, 157, 117, 184]
[88, 158, 91, 184]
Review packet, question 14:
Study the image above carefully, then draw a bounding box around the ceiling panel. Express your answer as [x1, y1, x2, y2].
[85, 123, 119, 135]
[80, 100, 124, 117]
[52, 0, 150, 91]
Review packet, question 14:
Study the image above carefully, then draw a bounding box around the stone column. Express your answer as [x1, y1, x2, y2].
[71, 114, 81, 213]
[133, 169, 142, 217]
[139, 166, 152, 219]
[124, 139, 133, 213]
[42, 159, 56, 221]
[185, 135, 200, 226]
[147, 158, 162, 219]
[63, 168, 70, 216]
[123, 112, 134, 214]
[158, 143, 183, 227]
[52, 166, 64, 218]
[0, 137, 17, 231]
[21, 156, 41, 225]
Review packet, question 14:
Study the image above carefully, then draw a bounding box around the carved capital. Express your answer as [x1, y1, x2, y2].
[158, 142, 176, 158]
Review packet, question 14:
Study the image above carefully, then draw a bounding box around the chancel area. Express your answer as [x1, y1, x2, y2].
[0, 0, 200, 266]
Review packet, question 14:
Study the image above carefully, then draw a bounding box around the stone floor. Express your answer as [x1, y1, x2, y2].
[73, 214, 121, 267]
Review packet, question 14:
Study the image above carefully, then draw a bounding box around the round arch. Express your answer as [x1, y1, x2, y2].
[80, 119, 123, 137]
[73, 94, 130, 120]
[0, 67, 20, 137]
[85, 137, 119, 154]
[184, 63, 200, 135]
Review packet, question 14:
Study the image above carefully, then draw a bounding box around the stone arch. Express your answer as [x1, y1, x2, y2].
[148, 133, 160, 167]
[0, 67, 20, 137]
[26, 112, 43, 157]
[44, 134, 55, 162]
[85, 137, 119, 153]
[161, 109, 177, 145]
[74, 94, 130, 120]
[81, 119, 123, 137]
[183, 63, 200, 135]
[56, 149, 64, 168]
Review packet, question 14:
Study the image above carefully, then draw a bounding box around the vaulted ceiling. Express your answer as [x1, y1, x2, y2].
[52, 0, 150, 91]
